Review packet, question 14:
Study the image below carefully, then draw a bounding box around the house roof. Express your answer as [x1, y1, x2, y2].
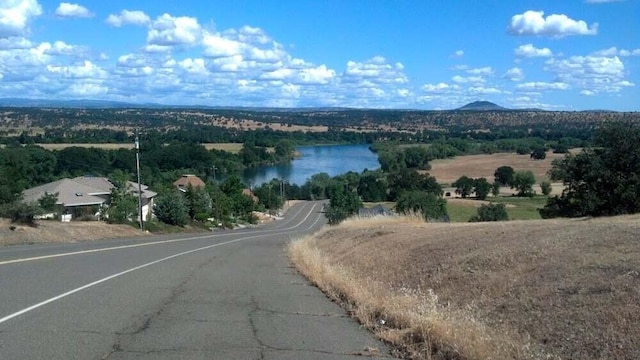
[173, 175, 206, 189]
[22, 178, 109, 207]
[22, 176, 156, 207]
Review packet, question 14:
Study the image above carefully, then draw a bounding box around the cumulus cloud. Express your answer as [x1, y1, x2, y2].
[593, 47, 640, 57]
[106, 10, 150, 27]
[452, 75, 485, 84]
[504, 67, 525, 81]
[508, 10, 598, 37]
[545, 55, 633, 94]
[515, 44, 553, 58]
[147, 14, 201, 48]
[55, 3, 93, 18]
[466, 66, 493, 75]
[421, 82, 460, 93]
[451, 50, 464, 58]
[343, 56, 408, 84]
[516, 82, 569, 91]
[47, 60, 107, 79]
[468, 86, 504, 95]
[0, 0, 42, 38]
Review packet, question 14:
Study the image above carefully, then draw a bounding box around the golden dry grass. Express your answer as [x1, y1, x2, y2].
[289, 215, 640, 359]
[0, 219, 146, 246]
[429, 151, 570, 183]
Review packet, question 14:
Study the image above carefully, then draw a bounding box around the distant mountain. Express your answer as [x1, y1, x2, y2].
[456, 101, 509, 111]
[0, 98, 149, 108]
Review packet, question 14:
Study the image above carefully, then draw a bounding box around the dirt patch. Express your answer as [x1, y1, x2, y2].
[429, 151, 571, 184]
[290, 215, 640, 359]
[0, 219, 147, 246]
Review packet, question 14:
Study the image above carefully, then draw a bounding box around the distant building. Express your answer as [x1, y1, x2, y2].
[173, 175, 206, 192]
[358, 204, 393, 218]
[22, 176, 156, 221]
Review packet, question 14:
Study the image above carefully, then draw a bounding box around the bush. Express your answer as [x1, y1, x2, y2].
[154, 191, 189, 226]
[470, 203, 508, 222]
[2, 202, 39, 226]
[540, 181, 552, 196]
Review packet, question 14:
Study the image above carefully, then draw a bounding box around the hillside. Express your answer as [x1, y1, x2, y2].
[456, 101, 508, 111]
[290, 215, 640, 359]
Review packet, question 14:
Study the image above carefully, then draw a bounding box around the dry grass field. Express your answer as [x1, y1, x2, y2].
[0, 219, 146, 246]
[290, 215, 640, 359]
[429, 151, 571, 184]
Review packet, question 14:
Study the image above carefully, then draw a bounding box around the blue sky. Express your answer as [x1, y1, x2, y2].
[0, 1, 638, 110]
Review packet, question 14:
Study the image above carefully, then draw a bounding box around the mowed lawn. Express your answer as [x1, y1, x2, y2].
[446, 196, 548, 222]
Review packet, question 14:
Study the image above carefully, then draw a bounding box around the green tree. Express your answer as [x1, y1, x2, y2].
[396, 190, 448, 222]
[511, 170, 536, 197]
[470, 203, 508, 222]
[473, 178, 491, 200]
[541, 122, 640, 218]
[274, 140, 295, 160]
[494, 166, 515, 186]
[403, 146, 431, 170]
[387, 169, 441, 201]
[325, 185, 362, 225]
[491, 182, 501, 197]
[154, 191, 189, 226]
[530, 147, 547, 160]
[540, 181, 552, 196]
[38, 192, 59, 213]
[357, 171, 388, 202]
[185, 185, 212, 220]
[106, 180, 138, 224]
[452, 176, 475, 198]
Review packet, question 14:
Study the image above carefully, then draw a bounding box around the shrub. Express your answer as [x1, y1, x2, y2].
[2, 202, 39, 226]
[540, 181, 552, 196]
[470, 203, 509, 222]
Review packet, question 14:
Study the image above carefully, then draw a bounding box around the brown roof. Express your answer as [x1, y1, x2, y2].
[173, 175, 206, 189]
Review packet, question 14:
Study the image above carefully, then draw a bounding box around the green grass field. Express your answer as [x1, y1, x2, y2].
[446, 196, 547, 222]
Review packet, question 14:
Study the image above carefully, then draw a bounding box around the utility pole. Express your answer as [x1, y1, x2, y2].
[135, 130, 144, 232]
[212, 165, 217, 183]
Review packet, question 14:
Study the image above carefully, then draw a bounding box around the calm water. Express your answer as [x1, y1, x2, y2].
[243, 144, 380, 185]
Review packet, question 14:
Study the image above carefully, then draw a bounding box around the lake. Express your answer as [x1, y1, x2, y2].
[243, 144, 380, 185]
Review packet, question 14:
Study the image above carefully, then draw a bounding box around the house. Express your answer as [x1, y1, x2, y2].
[22, 176, 156, 221]
[173, 175, 206, 192]
[358, 204, 394, 218]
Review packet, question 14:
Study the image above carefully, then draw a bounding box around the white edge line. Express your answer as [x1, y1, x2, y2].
[0, 203, 321, 325]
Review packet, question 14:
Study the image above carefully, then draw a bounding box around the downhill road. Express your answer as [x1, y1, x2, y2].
[0, 201, 391, 359]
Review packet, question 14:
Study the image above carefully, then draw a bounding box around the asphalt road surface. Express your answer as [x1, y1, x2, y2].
[0, 201, 393, 359]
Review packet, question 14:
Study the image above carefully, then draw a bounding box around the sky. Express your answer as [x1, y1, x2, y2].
[0, 0, 638, 111]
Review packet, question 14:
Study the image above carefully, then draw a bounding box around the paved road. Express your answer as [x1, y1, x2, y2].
[0, 201, 392, 359]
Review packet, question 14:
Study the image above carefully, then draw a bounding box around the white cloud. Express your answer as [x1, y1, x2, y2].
[508, 10, 598, 37]
[0, 0, 42, 38]
[47, 60, 107, 79]
[466, 66, 493, 75]
[504, 67, 524, 81]
[451, 50, 464, 58]
[0, 36, 32, 49]
[593, 47, 640, 57]
[544, 55, 632, 94]
[147, 14, 201, 47]
[55, 3, 93, 18]
[106, 10, 150, 27]
[452, 75, 485, 84]
[516, 82, 569, 91]
[421, 82, 460, 93]
[515, 44, 553, 58]
[468, 86, 504, 95]
[343, 56, 408, 84]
